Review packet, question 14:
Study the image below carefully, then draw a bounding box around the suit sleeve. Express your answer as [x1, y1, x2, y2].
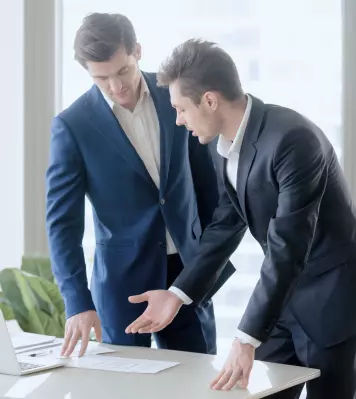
[188, 135, 220, 230]
[46, 116, 95, 319]
[238, 128, 328, 342]
[172, 175, 247, 304]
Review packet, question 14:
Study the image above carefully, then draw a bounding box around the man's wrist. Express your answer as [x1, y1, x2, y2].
[168, 290, 184, 306]
[168, 286, 193, 305]
[234, 337, 254, 347]
[235, 329, 262, 348]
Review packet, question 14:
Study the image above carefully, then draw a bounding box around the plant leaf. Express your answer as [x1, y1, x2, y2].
[0, 291, 14, 320]
[21, 256, 54, 283]
[0, 268, 65, 337]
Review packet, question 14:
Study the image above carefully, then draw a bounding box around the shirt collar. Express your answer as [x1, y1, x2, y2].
[101, 74, 150, 111]
[217, 94, 252, 158]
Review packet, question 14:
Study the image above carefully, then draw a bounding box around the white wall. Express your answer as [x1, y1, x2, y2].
[0, 1, 24, 268]
[0, 0, 58, 270]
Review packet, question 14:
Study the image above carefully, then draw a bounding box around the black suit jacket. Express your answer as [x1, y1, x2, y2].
[173, 95, 356, 348]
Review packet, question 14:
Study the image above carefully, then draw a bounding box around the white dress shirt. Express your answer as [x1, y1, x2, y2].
[102, 77, 177, 255]
[171, 94, 262, 348]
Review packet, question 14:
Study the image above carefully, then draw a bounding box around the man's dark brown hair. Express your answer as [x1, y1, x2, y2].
[157, 39, 244, 104]
[74, 13, 137, 68]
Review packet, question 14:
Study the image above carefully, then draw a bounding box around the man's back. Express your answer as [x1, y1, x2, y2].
[246, 103, 356, 260]
[228, 99, 356, 347]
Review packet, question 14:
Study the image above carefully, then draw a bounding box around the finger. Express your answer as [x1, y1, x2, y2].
[209, 369, 225, 388]
[60, 327, 73, 356]
[125, 316, 150, 333]
[138, 321, 159, 334]
[128, 293, 149, 304]
[94, 320, 102, 342]
[131, 319, 153, 334]
[149, 322, 167, 333]
[63, 329, 81, 357]
[127, 315, 152, 333]
[78, 329, 90, 357]
[211, 369, 233, 390]
[239, 366, 252, 389]
[222, 370, 243, 391]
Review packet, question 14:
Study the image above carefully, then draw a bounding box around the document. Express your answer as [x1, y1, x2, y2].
[11, 332, 56, 350]
[55, 341, 116, 357]
[20, 341, 116, 358]
[67, 354, 180, 374]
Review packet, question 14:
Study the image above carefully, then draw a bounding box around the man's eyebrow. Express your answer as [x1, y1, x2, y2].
[92, 73, 108, 79]
[92, 66, 128, 79]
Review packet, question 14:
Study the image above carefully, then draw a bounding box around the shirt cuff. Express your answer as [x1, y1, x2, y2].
[235, 329, 262, 348]
[169, 286, 193, 305]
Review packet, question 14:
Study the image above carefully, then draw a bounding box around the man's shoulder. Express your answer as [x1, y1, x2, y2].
[260, 101, 325, 144]
[55, 85, 95, 122]
[262, 101, 318, 133]
[143, 71, 169, 96]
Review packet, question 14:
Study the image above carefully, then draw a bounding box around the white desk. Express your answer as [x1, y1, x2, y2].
[0, 344, 320, 399]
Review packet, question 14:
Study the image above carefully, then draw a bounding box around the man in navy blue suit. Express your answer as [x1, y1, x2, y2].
[45, 13, 235, 357]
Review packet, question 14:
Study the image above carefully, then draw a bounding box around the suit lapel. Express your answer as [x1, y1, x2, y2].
[87, 84, 156, 187]
[143, 72, 176, 194]
[236, 96, 265, 218]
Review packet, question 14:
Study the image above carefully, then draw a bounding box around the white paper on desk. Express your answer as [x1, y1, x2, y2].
[66, 354, 179, 374]
[11, 332, 56, 350]
[54, 341, 116, 357]
[15, 340, 62, 354]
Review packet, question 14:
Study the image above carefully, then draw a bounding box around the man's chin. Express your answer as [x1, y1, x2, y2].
[198, 135, 217, 145]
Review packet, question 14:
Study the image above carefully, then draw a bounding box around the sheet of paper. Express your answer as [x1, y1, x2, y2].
[15, 340, 62, 354]
[66, 354, 179, 374]
[11, 332, 56, 350]
[19, 341, 116, 357]
[54, 341, 116, 357]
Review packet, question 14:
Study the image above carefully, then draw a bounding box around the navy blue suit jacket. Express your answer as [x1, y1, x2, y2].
[46, 72, 235, 341]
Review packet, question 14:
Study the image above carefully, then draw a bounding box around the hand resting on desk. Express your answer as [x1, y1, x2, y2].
[61, 310, 102, 357]
[126, 289, 255, 391]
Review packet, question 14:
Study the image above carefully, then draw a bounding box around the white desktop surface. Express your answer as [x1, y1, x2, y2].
[0, 344, 320, 399]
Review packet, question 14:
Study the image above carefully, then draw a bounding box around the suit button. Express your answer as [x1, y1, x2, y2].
[160, 198, 166, 205]
[159, 241, 166, 248]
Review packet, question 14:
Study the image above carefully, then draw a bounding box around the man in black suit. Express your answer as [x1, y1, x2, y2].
[125, 39, 356, 398]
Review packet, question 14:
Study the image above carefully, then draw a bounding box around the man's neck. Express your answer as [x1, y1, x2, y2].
[220, 95, 247, 142]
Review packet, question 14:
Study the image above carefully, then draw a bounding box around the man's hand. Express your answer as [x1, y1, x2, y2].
[60, 310, 102, 358]
[125, 290, 183, 334]
[210, 338, 255, 391]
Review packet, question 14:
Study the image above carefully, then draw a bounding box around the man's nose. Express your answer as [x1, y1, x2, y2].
[176, 113, 185, 126]
[109, 78, 123, 93]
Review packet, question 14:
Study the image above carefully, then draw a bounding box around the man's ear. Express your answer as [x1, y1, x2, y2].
[135, 43, 142, 61]
[204, 91, 218, 111]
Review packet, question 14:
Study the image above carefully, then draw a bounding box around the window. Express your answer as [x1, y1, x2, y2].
[61, 0, 342, 358]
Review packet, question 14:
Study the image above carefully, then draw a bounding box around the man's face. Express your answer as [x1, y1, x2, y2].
[169, 80, 221, 144]
[86, 44, 142, 108]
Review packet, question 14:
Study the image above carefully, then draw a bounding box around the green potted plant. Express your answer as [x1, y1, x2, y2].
[0, 256, 65, 337]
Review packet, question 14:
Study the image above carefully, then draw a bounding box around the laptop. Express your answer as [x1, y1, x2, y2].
[0, 310, 65, 375]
